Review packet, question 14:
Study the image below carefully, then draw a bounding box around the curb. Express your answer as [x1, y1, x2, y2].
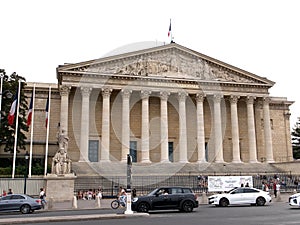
[0, 212, 149, 225]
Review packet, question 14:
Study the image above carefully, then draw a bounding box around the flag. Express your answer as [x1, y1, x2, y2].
[27, 92, 33, 126]
[168, 19, 171, 37]
[45, 94, 49, 128]
[8, 88, 18, 126]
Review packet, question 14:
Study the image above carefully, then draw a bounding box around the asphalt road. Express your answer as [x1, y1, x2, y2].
[5, 201, 300, 225]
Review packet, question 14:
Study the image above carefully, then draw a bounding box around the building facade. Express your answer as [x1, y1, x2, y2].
[48, 43, 293, 166]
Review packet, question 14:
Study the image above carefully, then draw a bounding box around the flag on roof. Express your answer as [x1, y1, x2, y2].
[168, 19, 171, 37]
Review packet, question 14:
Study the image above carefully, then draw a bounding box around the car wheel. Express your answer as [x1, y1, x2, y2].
[181, 200, 194, 212]
[137, 202, 150, 213]
[256, 197, 266, 206]
[219, 198, 229, 207]
[20, 204, 31, 214]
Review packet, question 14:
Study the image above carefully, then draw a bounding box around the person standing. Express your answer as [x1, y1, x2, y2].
[273, 181, 277, 198]
[7, 189, 13, 195]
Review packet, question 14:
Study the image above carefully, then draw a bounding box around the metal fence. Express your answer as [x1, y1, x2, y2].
[1, 172, 300, 198]
[0, 177, 45, 197]
[74, 172, 300, 198]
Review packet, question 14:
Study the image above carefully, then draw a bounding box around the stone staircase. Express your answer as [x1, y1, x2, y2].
[72, 161, 284, 177]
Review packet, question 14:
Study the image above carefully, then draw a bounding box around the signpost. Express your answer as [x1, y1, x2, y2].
[125, 154, 133, 214]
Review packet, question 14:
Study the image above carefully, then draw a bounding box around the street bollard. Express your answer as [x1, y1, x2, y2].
[72, 196, 78, 209]
[47, 197, 53, 210]
[201, 191, 208, 204]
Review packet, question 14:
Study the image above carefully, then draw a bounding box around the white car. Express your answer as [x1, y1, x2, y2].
[289, 193, 300, 207]
[208, 187, 272, 207]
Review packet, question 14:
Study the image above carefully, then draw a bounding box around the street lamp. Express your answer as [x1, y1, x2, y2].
[24, 151, 29, 195]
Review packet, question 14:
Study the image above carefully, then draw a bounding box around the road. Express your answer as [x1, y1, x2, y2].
[2, 201, 299, 225]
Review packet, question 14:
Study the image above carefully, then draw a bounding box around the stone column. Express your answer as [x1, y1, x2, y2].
[141, 90, 151, 163]
[60, 85, 70, 134]
[121, 89, 132, 162]
[213, 94, 224, 163]
[230, 95, 241, 163]
[160, 91, 170, 163]
[178, 92, 188, 163]
[196, 93, 206, 163]
[79, 87, 92, 162]
[263, 97, 274, 162]
[101, 88, 112, 162]
[246, 96, 258, 163]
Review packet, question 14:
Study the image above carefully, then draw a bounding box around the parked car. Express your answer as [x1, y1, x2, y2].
[208, 187, 272, 207]
[288, 193, 300, 207]
[131, 186, 198, 213]
[0, 194, 42, 214]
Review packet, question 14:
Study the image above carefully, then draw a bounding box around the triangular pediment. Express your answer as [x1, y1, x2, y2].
[57, 43, 274, 86]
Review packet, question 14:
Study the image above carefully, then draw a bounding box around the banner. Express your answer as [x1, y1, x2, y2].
[208, 176, 253, 192]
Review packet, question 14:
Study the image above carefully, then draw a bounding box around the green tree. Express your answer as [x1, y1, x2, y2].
[291, 117, 300, 159]
[0, 69, 28, 154]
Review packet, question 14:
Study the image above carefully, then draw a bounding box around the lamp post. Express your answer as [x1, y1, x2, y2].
[24, 151, 29, 195]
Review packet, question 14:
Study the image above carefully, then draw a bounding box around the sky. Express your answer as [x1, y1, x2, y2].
[1, 0, 299, 127]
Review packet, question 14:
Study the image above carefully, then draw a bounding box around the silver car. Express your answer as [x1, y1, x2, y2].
[0, 194, 42, 214]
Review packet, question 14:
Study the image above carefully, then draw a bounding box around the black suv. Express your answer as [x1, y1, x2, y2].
[131, 186, 198, 212]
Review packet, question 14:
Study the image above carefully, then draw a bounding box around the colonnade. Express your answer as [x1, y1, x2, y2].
[59, 86, 274, 163]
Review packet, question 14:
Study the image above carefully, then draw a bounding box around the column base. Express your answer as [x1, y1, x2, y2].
[141, 159, 151, 163]
[249, 159, 259, 163]
[100, 159, 111, 163]
[231, 159, 242, 163]
[196, 159, 208, 163]
[178, 160, 188, 163]
[214, 160, 224, 163]
[160, 159, 171, 163]
[266, 159, 275, 163]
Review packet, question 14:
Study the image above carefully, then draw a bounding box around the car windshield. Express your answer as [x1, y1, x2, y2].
[226, 187, 238, 193]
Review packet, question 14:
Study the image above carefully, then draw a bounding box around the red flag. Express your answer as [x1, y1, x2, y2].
[27, 92, 33, 126]
[168, 20, 171, 37]
[8, 89, 18, 126]
[45, 94, 49, 128]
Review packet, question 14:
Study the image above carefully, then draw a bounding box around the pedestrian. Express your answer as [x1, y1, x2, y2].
[7, 188, 13, 195]
[273, 181, 277, 198]
[39, 188, 47, 209]
[2, 190, 7, 197]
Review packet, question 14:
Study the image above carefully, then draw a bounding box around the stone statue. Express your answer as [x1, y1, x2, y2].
[52, 129, 72, 175]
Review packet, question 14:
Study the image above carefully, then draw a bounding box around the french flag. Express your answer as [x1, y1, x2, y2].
[8, 89, 18, 126]
[27, 93, 33, 126]
[45, 94, 49, 128]
[168, 19, 171, 37]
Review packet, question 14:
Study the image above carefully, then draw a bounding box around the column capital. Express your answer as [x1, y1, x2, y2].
[229, 95, 240, 104]
[213, 94, 223, 103]
[121, 89, 132, 99]
[246, 96, 256, 104]
[196, 93, 205, 102]
[263, 96, 271, 105]
[102, 88, 112, 98]
[60, 85, 71, 97]
[160, 91, 170, 101]
[140, 90, 151, 99]
[178, 91, 188, 101]
[80, 87, 92, 97]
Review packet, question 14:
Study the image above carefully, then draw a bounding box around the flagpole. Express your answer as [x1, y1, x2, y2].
[12, 80, 21, 179]
[28, 84, 35, 178]
[44, 86, 51, 176]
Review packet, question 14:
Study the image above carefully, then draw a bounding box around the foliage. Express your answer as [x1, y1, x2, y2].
[0, 69, 28, 154]
[291, 118, 300, 159]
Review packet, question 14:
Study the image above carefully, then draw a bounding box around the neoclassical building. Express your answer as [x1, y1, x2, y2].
[17, 43, 293, 175]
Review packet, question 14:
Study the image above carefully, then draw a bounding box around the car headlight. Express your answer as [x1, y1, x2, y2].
[132, 197, 138, 202]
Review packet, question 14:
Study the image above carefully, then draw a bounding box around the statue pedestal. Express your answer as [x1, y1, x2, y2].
[45, 173, 76, 202]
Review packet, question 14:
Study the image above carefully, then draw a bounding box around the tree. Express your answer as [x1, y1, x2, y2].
[291, 117, 300, 159]
[0, 69, 28, 154]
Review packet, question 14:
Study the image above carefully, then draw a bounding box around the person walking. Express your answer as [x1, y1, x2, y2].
[39, 188, 47, 209]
